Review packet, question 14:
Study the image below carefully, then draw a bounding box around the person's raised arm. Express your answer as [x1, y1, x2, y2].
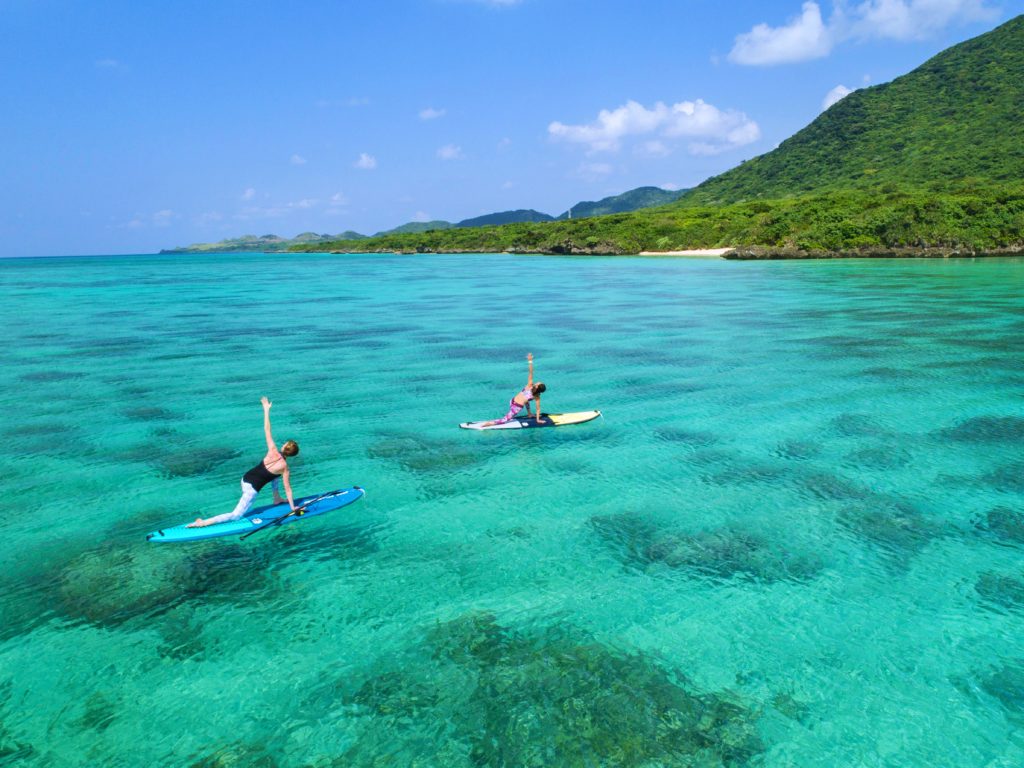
[526, 352, 534, 388]
[261, 396, 276, 453]
[534, 395, 542, 423]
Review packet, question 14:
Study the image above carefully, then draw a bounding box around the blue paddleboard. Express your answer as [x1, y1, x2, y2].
[146, 486, 365, 543]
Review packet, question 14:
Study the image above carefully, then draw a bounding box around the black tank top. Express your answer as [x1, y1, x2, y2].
[242, 459, 281, 491]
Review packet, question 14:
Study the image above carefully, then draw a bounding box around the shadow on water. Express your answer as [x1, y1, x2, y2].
[307, 612, 765, 767]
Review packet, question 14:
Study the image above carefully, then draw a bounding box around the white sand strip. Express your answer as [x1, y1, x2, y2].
[637, 248, 734, 257]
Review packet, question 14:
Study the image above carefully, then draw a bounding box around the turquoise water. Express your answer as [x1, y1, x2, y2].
[1, 252, 1023, 766]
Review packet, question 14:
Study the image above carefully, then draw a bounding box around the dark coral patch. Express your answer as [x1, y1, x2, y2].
[53, 543, 280, 630]
[187, 741, 279, 768]
[975, 572, 1024, 612]
[941, 416, 1024, 443]
[156, 446, 242, 478]
[982, 463, 1024, 494]
[798, 471, 872, 503]
[836, 499, 941, 557]
[772, 440, 821, 461]
[842, 445, 912, 471]
[338, 613, 765, 767]
[123, 406, 177, 422]
[977, 507, 1024, 544]
[653, 427, 718, 447]
[367, 433, 487, 474]
[18, 370, 84, 383]
[589, 513, 822, 584]
[830, 413, 891, 439]
[981, 662, 1024, 715]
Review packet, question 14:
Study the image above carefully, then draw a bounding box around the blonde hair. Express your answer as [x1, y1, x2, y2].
[281, 440, 299, 457]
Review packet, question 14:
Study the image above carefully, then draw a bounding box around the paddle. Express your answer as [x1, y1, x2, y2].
[238, 490, 337, 541]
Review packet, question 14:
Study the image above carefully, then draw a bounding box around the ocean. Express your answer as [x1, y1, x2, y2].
[1, 251, 1022, 766]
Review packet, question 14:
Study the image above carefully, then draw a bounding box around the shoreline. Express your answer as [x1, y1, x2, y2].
[311, 245, 1024, 259]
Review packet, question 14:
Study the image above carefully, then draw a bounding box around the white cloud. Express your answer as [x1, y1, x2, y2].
[419, 107, 446, 120]
[413, 211, 432, 222]
[731, 0, 998, 66]
[497, 137, 512, 151]
[355, 152, 377, 169]
[501, 180, 515, 189]
[729, 2, 833, 65]
[437, 144, 463, 160]
[851, 0, 997, 40]
[574, 162, 614, 182]
[660, 183, 682, 192]
[549, 99, 760, 155]
[823, 84, 854, 109]
[316, 97, 371, 108]
[241, 188, 256, 201]
[290, 154, 307, 165]
[637, 140, 672, 157]
[121, 210, 177, 229]
[329, 192, 349, 206]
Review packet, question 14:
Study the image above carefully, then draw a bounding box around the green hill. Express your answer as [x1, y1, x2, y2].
[375, 221, 453, 235]
[684, 14, 1024, 205]
[295, 16, 1024, 256]
[456, 209, 554, 227]
[558, 186, 683, 219]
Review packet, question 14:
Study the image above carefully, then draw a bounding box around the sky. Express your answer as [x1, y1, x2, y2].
[1, 0, 1022, 256]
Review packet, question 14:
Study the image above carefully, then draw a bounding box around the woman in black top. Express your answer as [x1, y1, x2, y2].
[188, 397, 299, 528]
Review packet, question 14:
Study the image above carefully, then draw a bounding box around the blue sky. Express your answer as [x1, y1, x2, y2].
[1, 0, 1021, 256]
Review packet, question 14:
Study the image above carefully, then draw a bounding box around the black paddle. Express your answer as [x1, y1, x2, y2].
[238, 490, 338, 540]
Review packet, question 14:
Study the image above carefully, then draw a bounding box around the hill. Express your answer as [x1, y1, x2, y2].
[294, 16, 1024, 256]
[456, 209, 554, 228]
[160, 231, 364, 254]
[558, 187, 683, 219]
[683, 14, 1024, 205]
[375, 221, 453, 236]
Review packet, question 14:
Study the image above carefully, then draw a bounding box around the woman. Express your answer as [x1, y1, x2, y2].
[482, 353, 547, 427]
[188, 397, 299, 527]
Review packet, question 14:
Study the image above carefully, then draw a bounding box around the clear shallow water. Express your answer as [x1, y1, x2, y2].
[1, 252, 1023, 766]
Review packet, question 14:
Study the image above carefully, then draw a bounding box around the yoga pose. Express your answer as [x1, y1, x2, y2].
[482, 353, 546, 427]
[188, 397, 298, 527]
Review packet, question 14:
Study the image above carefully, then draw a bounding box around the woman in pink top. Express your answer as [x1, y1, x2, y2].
[482, 353, 547, 426]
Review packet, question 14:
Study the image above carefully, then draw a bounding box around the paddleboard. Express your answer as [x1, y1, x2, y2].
[460, 410, 601, 430]
[146, 486, 365, 543]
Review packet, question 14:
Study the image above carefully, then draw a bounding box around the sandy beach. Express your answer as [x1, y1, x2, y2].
[637, 248, 734, 257]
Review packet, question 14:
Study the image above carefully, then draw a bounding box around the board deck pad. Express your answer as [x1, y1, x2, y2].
[146, 486, 364, 543]
[460, 410, 601, 430]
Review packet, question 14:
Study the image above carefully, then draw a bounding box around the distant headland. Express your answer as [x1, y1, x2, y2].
[166, 16, 1024, 261]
